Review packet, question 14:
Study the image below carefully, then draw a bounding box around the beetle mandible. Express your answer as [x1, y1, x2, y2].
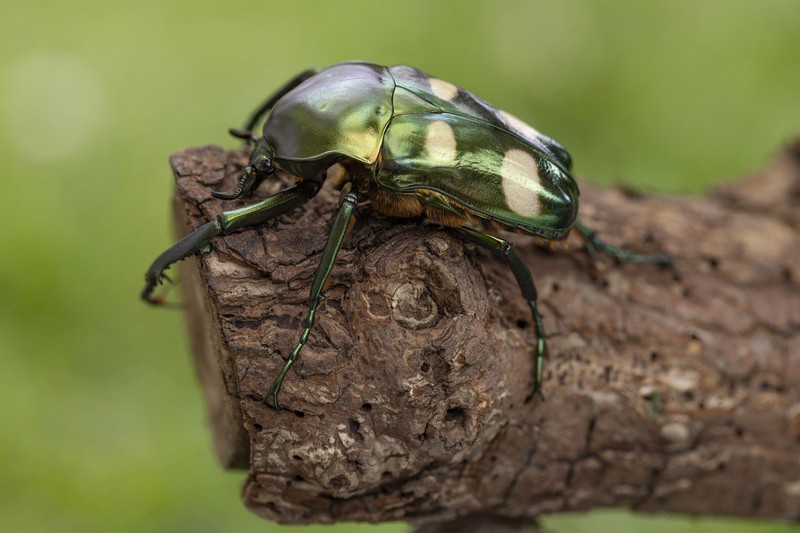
[142, 62, 671, 410]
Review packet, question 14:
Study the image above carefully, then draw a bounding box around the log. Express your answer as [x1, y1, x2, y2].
[163, 141, 800, 525]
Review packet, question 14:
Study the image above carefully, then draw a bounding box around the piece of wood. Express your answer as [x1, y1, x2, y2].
[166, 141, 800, 525]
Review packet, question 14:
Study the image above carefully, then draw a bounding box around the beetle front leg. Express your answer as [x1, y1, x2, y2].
[456, 227, 546, 402]
[574, 220, 675, 272]
[265, 184, 359, 410]
[141, 182, 319, 304]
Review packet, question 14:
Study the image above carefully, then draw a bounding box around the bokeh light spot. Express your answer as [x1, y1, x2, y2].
[3, 52, 109, 161]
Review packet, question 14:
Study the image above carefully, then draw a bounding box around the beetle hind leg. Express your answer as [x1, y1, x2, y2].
[265, 185, 360, 410]
[456, 227, 546, 401]
[574, 220, 674, 272]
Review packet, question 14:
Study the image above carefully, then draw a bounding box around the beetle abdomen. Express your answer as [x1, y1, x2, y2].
[376, 113, 578, 238]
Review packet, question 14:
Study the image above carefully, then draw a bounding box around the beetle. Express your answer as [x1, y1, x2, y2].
[142, 62, 671, 410]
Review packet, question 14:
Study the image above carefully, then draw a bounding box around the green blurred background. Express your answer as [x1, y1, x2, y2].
[1, 1, 798, 532]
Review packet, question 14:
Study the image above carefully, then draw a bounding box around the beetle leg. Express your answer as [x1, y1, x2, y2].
[265, 184, 359, 410]
[212, 164, 267, 200]
[141, 181, 320, 304]
[241, 67, 324, 134]
[456, 227, 546, 401]
[574, 220, 675, 273]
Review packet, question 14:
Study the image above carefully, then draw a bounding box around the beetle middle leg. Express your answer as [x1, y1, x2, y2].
[574, 219, 674, 271]
[265, 184, 360, 410]
[456, 227, 546, 401]
[141, 181, 320, 304]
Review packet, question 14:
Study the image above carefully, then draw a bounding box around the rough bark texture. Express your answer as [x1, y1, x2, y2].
[166, 142, 800, 525]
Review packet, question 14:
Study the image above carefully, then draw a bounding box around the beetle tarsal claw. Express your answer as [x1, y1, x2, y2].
[211, 188, 243, 200]
[264, 383, 282, 411]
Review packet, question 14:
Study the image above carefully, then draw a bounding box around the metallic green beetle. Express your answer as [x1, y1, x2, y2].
[143, 62, 671, 410]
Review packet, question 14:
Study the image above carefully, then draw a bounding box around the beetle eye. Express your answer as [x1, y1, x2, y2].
[254, 159, 274, 174]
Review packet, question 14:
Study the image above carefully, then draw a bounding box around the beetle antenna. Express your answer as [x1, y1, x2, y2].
[229, 128, 258, 143]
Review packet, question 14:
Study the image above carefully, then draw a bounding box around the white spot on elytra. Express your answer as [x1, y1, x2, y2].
[424, 120, 457, 164]
[500, 110, 543, 143]
[500, 149, 541, 217]
[428, 78, 458, 101]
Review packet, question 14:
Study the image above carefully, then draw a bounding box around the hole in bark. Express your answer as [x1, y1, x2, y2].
[735, 427, 744, 437]
[293, 410, 305, 418]
[361, 403, 372, 412]
[551, 282, 560, 292]
[252, 423, 263, 431]
[348, 419, 361, 438]
[683, 390, 695, 401]
[233, 319, 261, 330]
[516, 319, 528, 329]
[524, 392, 533, 404]
[445, 406, 466, 425]
[650, 351, 660, 362]
[293, 474, 304, 482]
[421, 348, 449, 378]
[418, 433, 427, 442]
[275, 314, 297, 329]
[292, 454, 303, 462]
[382, 471, 392, 479]
[330, 475, 347, 489]
[327, 299, 343, 313]
[707, 256, 719, 270]
[758, 380, 779, 391]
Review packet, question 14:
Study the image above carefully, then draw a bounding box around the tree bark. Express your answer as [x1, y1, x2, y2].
[165, 141, 800, 525]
